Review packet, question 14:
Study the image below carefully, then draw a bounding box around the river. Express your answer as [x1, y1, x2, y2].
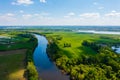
[33, 34, 69, 80]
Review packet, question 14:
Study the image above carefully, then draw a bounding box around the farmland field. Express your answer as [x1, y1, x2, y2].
[0, 49, 26, 80]
[0, 31, 38, 80]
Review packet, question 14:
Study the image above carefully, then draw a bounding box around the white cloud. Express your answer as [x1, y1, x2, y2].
[1, 12, 120, 26]
[32, 12, 49, 18]
[22, 14, 32, 19]
[93, 2, 98, 5]
[111, 10, 116, 13]
[12, 0, 34, 5]
[11, 2, 16, 5]
[79, 13, 100, 18]
[6, 13, 15, 17]
[0, 13, 17, 23]
[64, 12, 75, 18]
[22, 12, 49, 19]
[40, 0, 46, 3]
[20, 10, 24, 13]
[34, 14, 40, 16]
[105, 11, 120, 17]
[68, 12, 75, 16]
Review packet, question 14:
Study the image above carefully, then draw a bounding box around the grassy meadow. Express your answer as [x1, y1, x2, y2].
[0, 49, 26, 80]
[45, 31, 120, 58]
[0, 31, 34, 51]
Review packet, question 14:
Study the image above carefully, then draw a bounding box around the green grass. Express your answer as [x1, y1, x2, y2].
[0, 42, 36, 51]
[0, 51, 26, 80]
[0, 32, 34, 51]
[45, 31, 120, 58]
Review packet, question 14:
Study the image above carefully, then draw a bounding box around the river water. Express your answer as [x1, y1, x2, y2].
[76, 30, 120, 35]
[112, 46, 120, 54]
[33, 34, 69, 80]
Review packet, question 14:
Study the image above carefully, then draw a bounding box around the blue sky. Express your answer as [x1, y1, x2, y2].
[0, 0, 120, 25]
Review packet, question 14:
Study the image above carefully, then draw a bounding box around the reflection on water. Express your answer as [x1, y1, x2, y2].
[112, 46, 120, 54]
[76, 30, 120, 35]
[33, 34, 69, 80]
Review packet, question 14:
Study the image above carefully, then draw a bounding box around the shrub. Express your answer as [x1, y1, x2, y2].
[27, 62, 38, 80]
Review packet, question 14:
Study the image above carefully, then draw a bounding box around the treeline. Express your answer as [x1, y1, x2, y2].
[64, 43, 71, 47]
[47, 39, 120, 80]
[25, 34, 39, 80]
[47, 39, 61, 61]
[82, 40, 101, 52]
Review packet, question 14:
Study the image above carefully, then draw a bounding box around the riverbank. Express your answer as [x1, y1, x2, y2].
[26, 34, 38, 80]
[33, 34, 69, 80]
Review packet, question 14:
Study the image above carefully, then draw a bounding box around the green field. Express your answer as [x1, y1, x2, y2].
[0, 50, 26, 80]
[0, 31, 34, 51]
[45, 31, 120, 80]
[45, 31, 120, 57]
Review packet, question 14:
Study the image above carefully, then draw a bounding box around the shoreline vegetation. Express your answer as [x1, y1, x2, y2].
[26, 34, 38, 80]
[45, 31, 120, 80]
[0, 31, 38, 80]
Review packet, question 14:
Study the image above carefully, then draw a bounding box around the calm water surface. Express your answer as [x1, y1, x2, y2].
[76, 30, 120, 35]
[112, 46, 120, 54]
[33, 34, 69, 80]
